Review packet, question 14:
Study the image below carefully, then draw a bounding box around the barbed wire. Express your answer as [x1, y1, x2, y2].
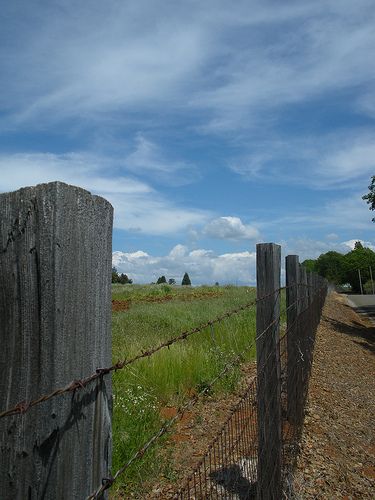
[86, 313, 273, 499]
[0, 286, 290, 420]
[0, 281, 326, 500]
[86, 287, 317, 499]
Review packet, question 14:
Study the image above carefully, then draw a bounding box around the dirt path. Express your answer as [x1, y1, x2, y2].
[293, 292, 375, 499]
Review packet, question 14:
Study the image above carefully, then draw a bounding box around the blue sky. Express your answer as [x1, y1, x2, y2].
[1, 0, 375, 285]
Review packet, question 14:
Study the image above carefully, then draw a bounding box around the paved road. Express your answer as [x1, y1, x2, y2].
[346, 294, 375, 323]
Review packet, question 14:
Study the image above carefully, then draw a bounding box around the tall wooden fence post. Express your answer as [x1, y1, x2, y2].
[0, 182, 113, 499]
[285, 255, 299, 424]
[299, 267, 308, 312]
[256, 243, 282, 499]
[307, 272, 313, 305]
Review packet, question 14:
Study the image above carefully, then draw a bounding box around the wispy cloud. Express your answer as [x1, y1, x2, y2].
[2, 1, 373, 134]
[123, 134, 199, 186]
[262, 192, 373, 235]
[0, 1, 208, 130]
[192, 3, 375, 131]
[228, 131, 375, 190]
[0, 152, 211, 235]
[0, 0, 374, 272]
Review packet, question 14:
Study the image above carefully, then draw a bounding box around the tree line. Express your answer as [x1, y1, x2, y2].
[301, 241, 375, 293]
[112, 267, 192, 286]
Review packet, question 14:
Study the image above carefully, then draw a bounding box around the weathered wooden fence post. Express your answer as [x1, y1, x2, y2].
[0, 182, 113, 499]
[256, 243, 282, 499]
[299, 267, 308, 312]
[307, 272, 313, 305]
[285, 255, 299, 424]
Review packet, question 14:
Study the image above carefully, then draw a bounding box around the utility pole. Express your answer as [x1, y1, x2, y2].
[358, 268, 364, 295]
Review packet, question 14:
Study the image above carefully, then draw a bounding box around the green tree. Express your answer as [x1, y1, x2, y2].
[343, 243, 375, 293]
[119, 273, 133, 284]
[315, 251, 346, 285]
[300, 259, 317, 273]
[112, 266, 120, 283]
[362, 175, 375, 221]
[156, 276, 167, 284]
[168, 278, 176, 285]
[181, 272, 191, 286]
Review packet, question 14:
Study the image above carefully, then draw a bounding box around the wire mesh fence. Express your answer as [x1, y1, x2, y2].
[0, 235, 328, 500]
[175, 378, 259, 499]
[174, 284, 327, 500]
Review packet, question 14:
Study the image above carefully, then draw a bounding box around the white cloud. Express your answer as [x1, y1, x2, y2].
[123, 134, 199, 186]
[202, 217, 261, 242]
[2, 0, 374, 137]
[325, 233, 339, 241]
[0, 152, 211, 236]
[342, 239, 375, 252]
[114, 236, 375, 286]
[0, 1, 209, 129]
[228, 131, 375, 190]
[113, 245, 257, 285]
[278, 236, 375, 263]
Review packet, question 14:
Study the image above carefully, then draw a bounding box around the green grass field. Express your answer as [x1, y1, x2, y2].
[109, 284, 260, 497]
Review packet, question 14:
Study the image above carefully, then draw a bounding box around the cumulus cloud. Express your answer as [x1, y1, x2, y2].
[113, 236, 375, 286]
[113, 245, 257, 285]
[342, 239, 375, 252]
[202, 217, 261, 242]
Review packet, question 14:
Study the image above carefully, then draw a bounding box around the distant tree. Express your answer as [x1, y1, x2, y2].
[301, 243, 375, 292]
[343, 243, 375, 293]
[315, 251, 346, 285]
[156, 275, 167, 284]
[181, 272, 191, 286]
[168, 278, 176, 285]
[362, 175, 375, 221]
[215, 281, 220, 287]
[112, 266, 120, 283]
[300, 259, 317, 273]
[119, 273, 133, 284]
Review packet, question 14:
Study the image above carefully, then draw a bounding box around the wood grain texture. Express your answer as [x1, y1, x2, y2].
[0, 182, 113, 500]
[256, 243, 282, 499]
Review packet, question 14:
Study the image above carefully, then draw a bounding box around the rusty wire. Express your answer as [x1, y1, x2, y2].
[174, 285, 327, 499]
[86, 299, 280, 500]
[87, 286, 310, 499]
[1, 287, 287, 420]
[2, 282, 325, 500]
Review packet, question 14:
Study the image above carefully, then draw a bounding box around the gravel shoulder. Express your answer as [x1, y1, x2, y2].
[145, 291, 375, 499]
[293, 292, 375, 499]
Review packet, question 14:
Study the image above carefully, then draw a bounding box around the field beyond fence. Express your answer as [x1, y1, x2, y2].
[0, 183, 328, 500]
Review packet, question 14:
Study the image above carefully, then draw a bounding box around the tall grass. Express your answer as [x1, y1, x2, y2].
[110, 284, 259, 497]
